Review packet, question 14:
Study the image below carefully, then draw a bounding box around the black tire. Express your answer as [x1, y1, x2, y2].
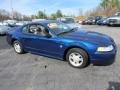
[13, 40, 24, 54]
[107, 22, 114, 27]
[109, 24, 113, 27]
[66, 48, 89, 68]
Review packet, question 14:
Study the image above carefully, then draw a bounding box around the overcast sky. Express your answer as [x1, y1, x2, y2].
[0, 0, 101, 16]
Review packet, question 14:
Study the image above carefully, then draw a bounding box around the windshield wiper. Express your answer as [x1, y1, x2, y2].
[57, 31, 71, 36]
[70, 27, 78, 31]
[57, 28, 77, 36]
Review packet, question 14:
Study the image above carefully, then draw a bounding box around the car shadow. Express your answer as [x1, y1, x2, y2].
[108, 25, 120, 27]
[0, 34, 6, 36]
[107, 81, 120, 90]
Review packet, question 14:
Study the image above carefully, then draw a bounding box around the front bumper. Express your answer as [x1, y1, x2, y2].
[109, 19, 120, 25]
[91, 44, 117, 65]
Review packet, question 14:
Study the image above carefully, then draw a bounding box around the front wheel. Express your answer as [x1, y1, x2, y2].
[66, 48, 89, 68]
[13, 40, 24, 54]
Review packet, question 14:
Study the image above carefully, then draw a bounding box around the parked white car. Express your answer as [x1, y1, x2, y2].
[3, 20, 17, 25]
[57, 17, 81, 29]
[0, 25, 11, 35]
[107, 12, 120, 26]
[0, 22, 3, 25]
[16, 22, 24, 26]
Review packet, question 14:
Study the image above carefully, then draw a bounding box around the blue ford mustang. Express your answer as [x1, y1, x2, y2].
[6, 20, 117, 68]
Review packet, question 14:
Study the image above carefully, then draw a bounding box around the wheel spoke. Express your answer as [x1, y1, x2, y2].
[69, 52, 83, 67]
[14, 43, 21, 53]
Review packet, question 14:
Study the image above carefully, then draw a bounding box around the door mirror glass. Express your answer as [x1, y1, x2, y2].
[45, 29, 52, 38]
[46, 33, 52, 38]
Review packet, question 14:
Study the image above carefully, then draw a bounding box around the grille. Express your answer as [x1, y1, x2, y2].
[109, 19, 117, 23]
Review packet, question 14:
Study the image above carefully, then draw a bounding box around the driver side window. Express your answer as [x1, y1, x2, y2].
[22, 24, 47, 36]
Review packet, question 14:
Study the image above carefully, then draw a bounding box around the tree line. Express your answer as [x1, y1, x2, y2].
[0, 9, 70, 21]
[0, 9, 31, 21]
[1, 0, 119, 21]
[31, 10, 70, 20]
[86, 0, 120, 16]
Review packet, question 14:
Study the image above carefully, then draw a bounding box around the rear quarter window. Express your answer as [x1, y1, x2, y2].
[22, 25, 29, 34]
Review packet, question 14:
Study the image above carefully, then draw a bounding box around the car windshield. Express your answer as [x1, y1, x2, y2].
[60, 18, 75, 24]
[47, 22, 76, 35]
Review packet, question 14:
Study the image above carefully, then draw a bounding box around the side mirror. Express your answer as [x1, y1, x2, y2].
[45, 29, 52, 38]
[46, 33, 52, 38]
[45, 28, 49, 33]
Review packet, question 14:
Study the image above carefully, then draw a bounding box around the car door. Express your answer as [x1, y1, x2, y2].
[21, 24, 63, 58]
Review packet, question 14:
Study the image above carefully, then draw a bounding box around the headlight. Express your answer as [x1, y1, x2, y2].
[97, 45, 114, 52]
[92, 20, 95, 22]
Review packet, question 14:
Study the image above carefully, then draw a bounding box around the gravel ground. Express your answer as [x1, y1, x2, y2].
[0, 25, 120, 90]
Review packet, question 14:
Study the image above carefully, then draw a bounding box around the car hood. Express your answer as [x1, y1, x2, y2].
[67, 23, 81, 29]
[62, 30, 113, 46]
[108, 17, 120, 20]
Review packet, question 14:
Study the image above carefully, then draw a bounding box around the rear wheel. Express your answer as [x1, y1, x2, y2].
[66, 48, 89, 68]
[13, 40, 24, 54]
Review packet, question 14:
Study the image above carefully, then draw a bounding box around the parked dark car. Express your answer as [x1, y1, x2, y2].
[81, 17, 94, 25]
[81, 19, 89, 25]
[7, 20, 117, 68]
[97, 18, 108, 25]
[82, 16, 102, 25]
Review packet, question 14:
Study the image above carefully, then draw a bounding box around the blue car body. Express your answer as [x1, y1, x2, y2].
[7, 20, 117, 64]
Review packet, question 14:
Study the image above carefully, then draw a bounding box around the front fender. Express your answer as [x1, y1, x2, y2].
[62, 41, 97, 59]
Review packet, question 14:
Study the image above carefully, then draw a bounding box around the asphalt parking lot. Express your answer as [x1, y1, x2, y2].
[0, 25, 120, 90]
